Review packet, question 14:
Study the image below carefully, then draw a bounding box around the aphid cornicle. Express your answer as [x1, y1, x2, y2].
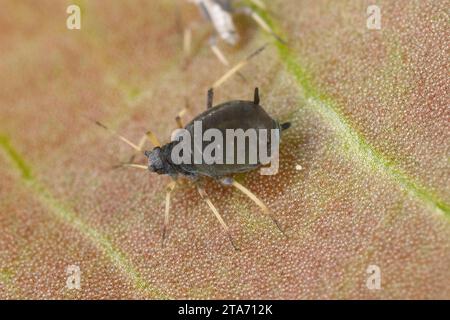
[97, 88, 290, 250]
[145, 87, 290, 179]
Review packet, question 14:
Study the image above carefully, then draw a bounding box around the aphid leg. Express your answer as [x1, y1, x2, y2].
[183, 27, 192, 58]
[175, 98, 190, 128]
[196, 184, 239, 251]
[213, 44, 266, 89]
[175, 1, 195, 66]
[162, 180, 177, 247]
[226, 178, 287, 238]
[207, 88, 214, 109]
[209, 35, 230, 66]
[253, 87, 260, 105]
[209, 36, 247, 82]
[235, 7, 286, 44]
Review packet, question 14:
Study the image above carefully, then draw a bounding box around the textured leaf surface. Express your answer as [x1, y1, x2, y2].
[0, 0, 449, 299]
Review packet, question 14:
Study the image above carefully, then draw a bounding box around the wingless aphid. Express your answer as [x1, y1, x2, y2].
[184, 0, 285, 70]
[96, 88, 290, 250]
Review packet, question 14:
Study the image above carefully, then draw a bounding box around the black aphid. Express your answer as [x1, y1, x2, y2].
[97, 88, 290, 250]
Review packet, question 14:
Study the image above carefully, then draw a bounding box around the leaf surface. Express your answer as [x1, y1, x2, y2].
[0, 0, 449, 299]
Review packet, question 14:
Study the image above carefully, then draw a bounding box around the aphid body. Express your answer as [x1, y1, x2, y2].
[145, 88, 290, 180]
[97, 87, 290, 249]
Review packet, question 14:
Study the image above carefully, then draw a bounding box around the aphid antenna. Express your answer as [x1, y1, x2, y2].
[94, 120, 143, 152]
[93, 118, 184, 249]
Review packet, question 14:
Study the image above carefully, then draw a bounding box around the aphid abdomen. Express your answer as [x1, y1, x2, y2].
[178, 100, 281, 178]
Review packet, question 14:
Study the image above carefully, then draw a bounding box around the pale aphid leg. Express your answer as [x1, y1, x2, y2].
[222, 177, 287, 239]
[175, 98, 190, 129]
[196, 184, 239, 251]
[162, 180, 177, 247]
[209, 35, 247, 82]
[212, 44, 266, 89]
[209, 35, 230, 66]
[175, 0, 193, 66]
[235, 7, 286, 44]
[184, 27, 192, 58]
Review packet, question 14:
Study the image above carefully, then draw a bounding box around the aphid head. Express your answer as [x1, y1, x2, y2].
[145, 147, 166, 174]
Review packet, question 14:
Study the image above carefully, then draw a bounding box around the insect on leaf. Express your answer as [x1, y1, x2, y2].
[0, 0, 449, 299]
